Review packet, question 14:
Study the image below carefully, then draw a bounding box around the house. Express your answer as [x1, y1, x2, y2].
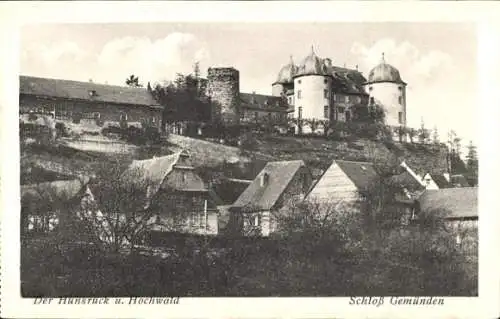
[239, 92, 292, 125]
[228, 160, 313, 237]
[305, 160, 378, 211]
[19, 75, 163, 131]
[121, 150, 222, 236]
[421, 173, 450, 189]
[414, 187, 478, 245]
[21, 177, 92, 234]
[450, 174, 470, 188]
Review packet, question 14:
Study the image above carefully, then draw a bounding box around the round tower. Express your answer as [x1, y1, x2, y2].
[207, 67, 240, 124]
[272, 55, 298, 97]
[293, 46, 332, 134]
[364, 53, 407, 127]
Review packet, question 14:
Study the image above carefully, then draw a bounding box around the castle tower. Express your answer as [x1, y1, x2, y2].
[272, 55, 298, 97]
[207, 67, 240, 124]
[364, 53, 407, 127]
[293, 46, 332, 133]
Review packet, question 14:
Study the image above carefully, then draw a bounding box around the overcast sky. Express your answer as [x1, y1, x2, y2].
[20, 22, 477, 149]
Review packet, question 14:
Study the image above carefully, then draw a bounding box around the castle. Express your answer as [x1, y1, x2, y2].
[206, 47, 407, 133]
[19, 46, 406, 136]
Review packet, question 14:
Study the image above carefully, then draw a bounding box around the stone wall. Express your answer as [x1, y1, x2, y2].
[207, 67, 240, 124]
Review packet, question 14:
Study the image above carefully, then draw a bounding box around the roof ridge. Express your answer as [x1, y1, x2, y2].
[335, 159, 373, 165]
[20, 75, 149, 91]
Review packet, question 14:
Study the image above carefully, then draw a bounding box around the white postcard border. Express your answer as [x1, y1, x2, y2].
[1, 1, 499, 318]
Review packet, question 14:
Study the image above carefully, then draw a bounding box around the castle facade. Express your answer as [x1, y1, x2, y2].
[207, 47, 407, 133]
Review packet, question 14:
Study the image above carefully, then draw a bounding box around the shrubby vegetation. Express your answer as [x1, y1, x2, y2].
[21, 159, 477, 297]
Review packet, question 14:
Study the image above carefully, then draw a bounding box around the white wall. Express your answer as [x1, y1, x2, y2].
[272, 83, 285, 97]
[294, 75, 331, 122]
[306, 162, 360, 209]
[365, 82, 406, 127]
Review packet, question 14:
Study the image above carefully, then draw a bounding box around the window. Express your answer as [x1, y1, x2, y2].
[398, 96, 403, 104]
[369, 86, 373, 91]
[297, 90, 302, 99]
[298, 80, 301, 84]
[254, 214, 261, 226]
[324, 89, 328, 99]
[152, 117, 156, 123]
[356, 96, 361, 103]
[182, 172, 187, 182]
[324, 105, 329, 119]
[369, 97, 374, 105]
[120, 112, 128, 121]
[398, 86, 402, 91]
[324, 79, 328, 84]
[345, 96, 350, 103]
[254, 112, 258, 119]
[298, 106, 303, 119]
[338, 107, 345, 113]
[398, 112, 403, 124]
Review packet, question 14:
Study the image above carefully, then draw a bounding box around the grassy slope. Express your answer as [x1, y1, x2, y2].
[254, 135, 449, 175]
[21, 133, 449, 184]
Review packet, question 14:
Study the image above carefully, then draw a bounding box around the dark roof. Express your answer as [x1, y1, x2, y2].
[20, 75, 161, 108]
[329, 67, 368, 96]
[21, 178, 90, 207]
[232, 160, 306, 211]
[389, 171, 425, 191]
[417, 187, 478, 219]
[122, 150, 209, 207]
[450, 174, 470, 187]
[240, 92, 288, 111]
[335, 160, 378, 190]
[430, 174, 450, 188]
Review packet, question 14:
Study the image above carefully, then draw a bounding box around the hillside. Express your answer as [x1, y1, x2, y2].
[253, 135, 449, 175]
[21, 132, 451, 185]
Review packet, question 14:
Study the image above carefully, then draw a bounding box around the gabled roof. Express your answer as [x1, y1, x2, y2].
[240, 92, 288, 111]
[335, 160, 378, 191]
[390, 171, 426, 191]
[450, 174, 470, 187]
[429, 174, 450, 188]
[21, 177, 91, 207]
[20, 75, 161, 108]
[231, 160, 306, 211]
[417, 187, 478, 219]
[121, 150, 208, 202]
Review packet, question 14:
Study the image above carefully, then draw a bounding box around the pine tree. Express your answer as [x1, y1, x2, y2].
[466, 140, 478, 185]
[193, 61, 201, 79]
[432, 126, 439, 144]
[418, 118, 430, 144]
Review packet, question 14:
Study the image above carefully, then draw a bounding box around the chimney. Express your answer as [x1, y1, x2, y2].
[355, 64, 359, 71]
[260, 172, 269, 187]
[443, 173, 450, 182]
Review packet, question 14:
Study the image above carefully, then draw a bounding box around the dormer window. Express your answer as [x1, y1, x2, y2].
[88, 90, 97, 97]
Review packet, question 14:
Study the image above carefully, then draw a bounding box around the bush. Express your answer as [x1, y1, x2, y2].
[55, 122, 70, 138]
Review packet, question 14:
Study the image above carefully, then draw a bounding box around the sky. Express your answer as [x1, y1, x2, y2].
[20, 22, 477, 151]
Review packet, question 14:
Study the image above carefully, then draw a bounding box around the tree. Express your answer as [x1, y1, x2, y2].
[465, 141, 478, 186]
[72, 161, 174, 252]
[125, 74, 142, 87]
[408, 127, 417, 144]
[193, 61, 201, 79]
[432, 126, 440, 145]
[418, 118, 430, 144]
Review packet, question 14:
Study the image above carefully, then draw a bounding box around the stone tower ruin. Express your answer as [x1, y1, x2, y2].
[206, 67, 240, 124]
